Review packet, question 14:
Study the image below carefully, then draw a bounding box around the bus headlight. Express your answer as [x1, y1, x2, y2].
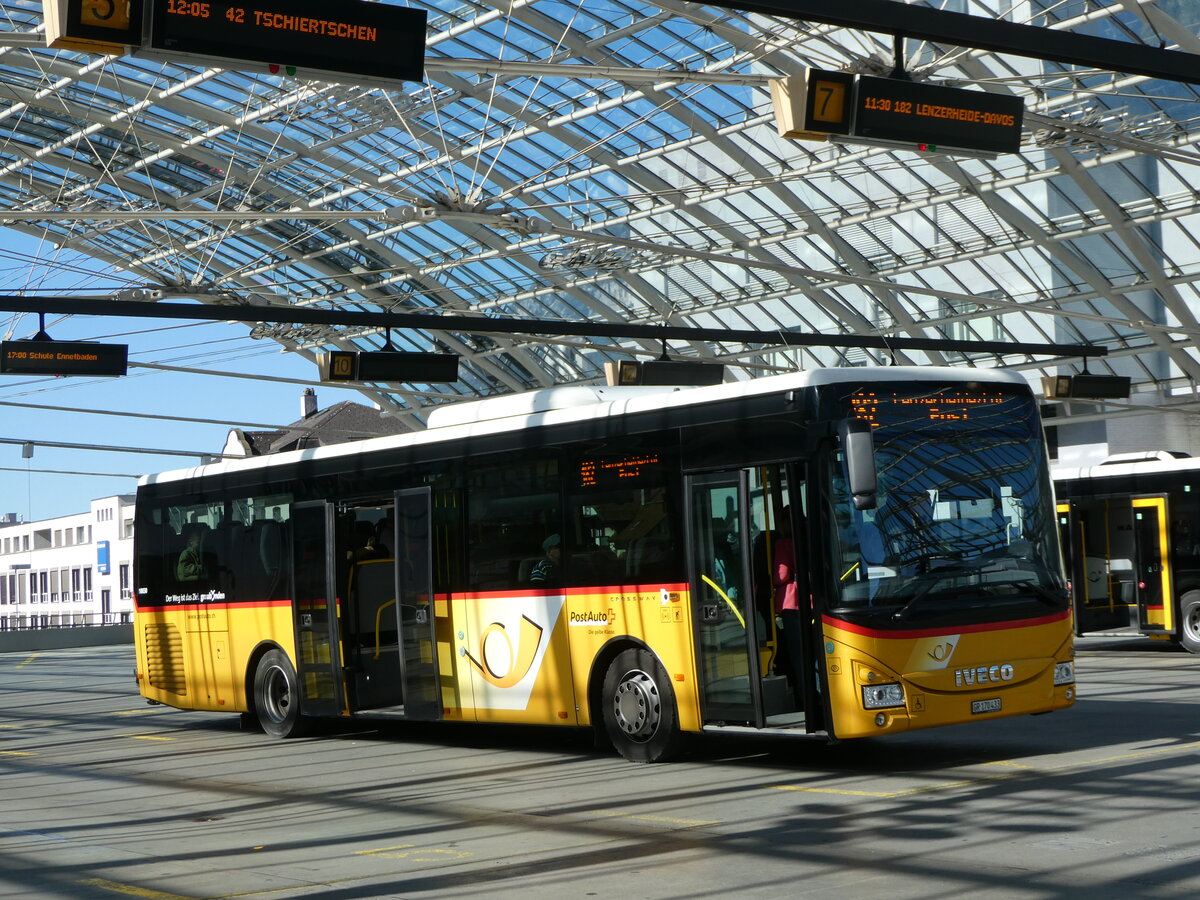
[1053, 661, 1075, 686]
[862, 683, 906, 709]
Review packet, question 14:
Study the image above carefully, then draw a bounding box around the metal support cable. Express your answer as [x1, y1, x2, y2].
[0, 436, 234, 461]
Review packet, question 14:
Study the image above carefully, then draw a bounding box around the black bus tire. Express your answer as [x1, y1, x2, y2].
[1180, 592, 1200, 654]
[252, 649, 312, 738]
[601, 648, 683, 763]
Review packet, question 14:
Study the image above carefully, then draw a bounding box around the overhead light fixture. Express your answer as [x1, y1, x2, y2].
[1041, 374, 1131, 400]
[318, 350, 460, 384]
[603, 359, 724, 387]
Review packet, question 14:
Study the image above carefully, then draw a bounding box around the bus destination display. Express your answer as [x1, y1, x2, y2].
[148, 0, 428, 83]
[854, 75, 1024, 154]
[850, 390, 1007, 427]
[579, 454, 663, 489]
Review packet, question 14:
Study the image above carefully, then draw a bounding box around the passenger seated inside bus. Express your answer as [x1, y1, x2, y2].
[528, 534, 561, 587]
[346, 520, 380, 562]
[372, 517, 394, 557]
[175, 524, 210, 583]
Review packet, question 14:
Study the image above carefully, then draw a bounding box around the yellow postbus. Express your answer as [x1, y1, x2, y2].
[1054, 451, 1200, 653]
[133, 367, 1075, 761]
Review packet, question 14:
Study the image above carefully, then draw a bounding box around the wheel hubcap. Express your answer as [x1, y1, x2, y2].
[613, 668, 660, 741]
[1186, 606, 1200, 642]
[264, 665, 291, 722]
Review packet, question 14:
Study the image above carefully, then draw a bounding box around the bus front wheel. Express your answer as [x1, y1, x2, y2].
[252, 649, 312, 738]
[601, 648, 682, 763]
[1180, 592, 1200, 654]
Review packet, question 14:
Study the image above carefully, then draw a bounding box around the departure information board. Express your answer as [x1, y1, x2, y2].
[777, 68, 1025, 155]
[0, 340, 128, 376]
[147, 0, 427, 83]
[854, 75, 1024, 154]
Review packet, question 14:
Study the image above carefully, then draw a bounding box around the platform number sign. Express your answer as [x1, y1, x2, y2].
[810, 78, 847, 125]
[803, 69, 854, 136]
[80, 0, 131, 30]
[321, 351, 358, 382]
[45, 0, 144, 51]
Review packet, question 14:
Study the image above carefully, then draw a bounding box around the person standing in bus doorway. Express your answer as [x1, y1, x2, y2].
[773, 509, 805, 708]
[530, 534, 561, 587]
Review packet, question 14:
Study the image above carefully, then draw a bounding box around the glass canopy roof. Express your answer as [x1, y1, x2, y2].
[1, 1, 1198, 434]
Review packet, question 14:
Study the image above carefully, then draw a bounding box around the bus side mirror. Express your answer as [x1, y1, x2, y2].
[839, 419, 878, 511]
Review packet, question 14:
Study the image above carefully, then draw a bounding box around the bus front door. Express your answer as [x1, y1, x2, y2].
[291, 501, 344, 718]
[1132, 496, 1175, 634]
[686, 471, 764, 728]
[393, 488, 441, 720]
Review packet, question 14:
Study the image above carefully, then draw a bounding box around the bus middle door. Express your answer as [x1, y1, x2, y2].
[685, 471, 764, 728]
[291, 501, 345, 718]
[392, 487, 442, 721]
[1132, 496, 1175, 634]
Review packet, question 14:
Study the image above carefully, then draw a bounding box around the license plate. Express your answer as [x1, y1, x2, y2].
[972, 698, 1002, 714]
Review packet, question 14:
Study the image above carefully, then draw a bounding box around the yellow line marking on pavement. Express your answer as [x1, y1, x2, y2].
[16, 655, 38, 669]
[0, 750, 35, 757]
[597, 811, 717, 827]
[119, 734, 177, 742]
[114, 709, 159, 716]
[773, 779, 987, 798]
[0, 724, 20, 729]
[984, 760, 1034, 769]
[80, 878, 197, 899]
[1057, 740, 1200, 769]
[772, 740, 1200, 799]
[355, 844, 472, 862]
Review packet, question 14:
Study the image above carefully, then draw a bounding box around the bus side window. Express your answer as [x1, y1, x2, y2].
[566, 446, 682, 588]
[466, 454, 561, 592]
[135, 506, 168, 600]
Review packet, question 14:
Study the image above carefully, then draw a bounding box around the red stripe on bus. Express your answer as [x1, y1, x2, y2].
[451, 583, 689, 600]
[822, 608, 1070, 640]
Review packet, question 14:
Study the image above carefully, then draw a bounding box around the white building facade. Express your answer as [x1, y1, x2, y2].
[0, 495, 135, 630]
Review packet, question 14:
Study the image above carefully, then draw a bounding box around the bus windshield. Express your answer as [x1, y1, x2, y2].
[826, 383, 1066, 622]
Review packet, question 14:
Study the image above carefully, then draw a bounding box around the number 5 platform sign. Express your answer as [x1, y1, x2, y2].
[45, 1, 144, 52]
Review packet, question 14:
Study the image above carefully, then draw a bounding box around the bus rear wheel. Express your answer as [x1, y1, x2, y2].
[1180, 592, 1200, 654]
[253, 649, 312, 738]
[601, 648, 682, 763]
